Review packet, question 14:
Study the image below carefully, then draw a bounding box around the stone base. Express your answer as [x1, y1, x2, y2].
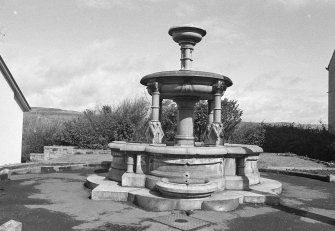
[86, 175, 282, 211]
[88, 175, 141, 201]
[122, 173, 146, 187]
[224, 176, 249, 190]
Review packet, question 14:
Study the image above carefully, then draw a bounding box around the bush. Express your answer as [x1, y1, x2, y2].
[262, 123, 335, 162]
[22, 116, 67, 162]
[229, 122, 265, 146]
[61, 97, 150, 148]
[161, 98, 243, 142]
[161, 100, 178, 142]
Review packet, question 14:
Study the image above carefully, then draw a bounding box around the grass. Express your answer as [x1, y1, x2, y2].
[257, 153, 328, 169]
[25, 107, 81, 121]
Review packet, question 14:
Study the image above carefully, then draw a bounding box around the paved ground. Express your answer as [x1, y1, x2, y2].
[1, 168, 334, 231]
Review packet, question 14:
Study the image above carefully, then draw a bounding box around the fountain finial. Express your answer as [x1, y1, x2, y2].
[168, 25, 206, 70]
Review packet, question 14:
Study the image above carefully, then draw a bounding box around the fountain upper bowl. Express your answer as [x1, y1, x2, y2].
[140, 70, 232, 100]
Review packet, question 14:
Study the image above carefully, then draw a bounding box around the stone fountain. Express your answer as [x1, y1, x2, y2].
[86, 25, 282, 212]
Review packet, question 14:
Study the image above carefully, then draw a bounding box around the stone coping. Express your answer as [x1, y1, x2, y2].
[108, 141, 263, 156]
[260, 167, 335, 182]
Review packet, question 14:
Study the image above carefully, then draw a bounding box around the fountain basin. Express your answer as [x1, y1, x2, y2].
[107, 141, 262, 189]
[156, 178, 217, 198]
[140, 70, 232, 100]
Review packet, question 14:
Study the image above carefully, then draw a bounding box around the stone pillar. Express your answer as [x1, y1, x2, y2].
[224, 157, 249, 190]
[146, 81, 164, 143]
[126, 155, 134, 173]
[203, 80, 226, 146]
[174, 97, 198, 146]
[180, 43, 194, 70]
[207, 100, 214, 125]
[159, 99, 163, 122]
[236, 158, 246, 176]
[213, 84, 222, 123]
[135, 154, 144, 174]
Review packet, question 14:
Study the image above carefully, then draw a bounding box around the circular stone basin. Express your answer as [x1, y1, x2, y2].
[140, 70, 233, 100]
[156, 178, 217, 199]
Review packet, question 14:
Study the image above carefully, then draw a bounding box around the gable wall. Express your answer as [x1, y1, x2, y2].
[0, 75, 23, 165]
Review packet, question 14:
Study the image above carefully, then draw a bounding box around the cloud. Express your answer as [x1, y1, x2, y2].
[264, 0, 335, 9]
[192, 18, 244, 44]
[226, 71, 327, 124]
[76, 0, 164, 9]
[174, 2, 197, 17]
[76, 0, 130, 9]
[9, 38, 152, 111]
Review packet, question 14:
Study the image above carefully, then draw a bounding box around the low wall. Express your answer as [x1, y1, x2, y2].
[30, 146, 111, 161]
[30, 153, 44, 162]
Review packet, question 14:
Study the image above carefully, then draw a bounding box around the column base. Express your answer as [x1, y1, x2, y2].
[203, 123, 224, 146]
[145, 121, 164, 144]
[224, 176, 249, 190]
[122, 173, 146, 187]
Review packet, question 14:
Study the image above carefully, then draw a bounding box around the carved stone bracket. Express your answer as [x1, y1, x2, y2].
[146, 121, 164, 144]
[147, 81, 159, 95]
[203, 123, 224, 146]
[213, 80, 226, 94]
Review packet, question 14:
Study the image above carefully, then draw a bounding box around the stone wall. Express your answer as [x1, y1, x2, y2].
[32, 146, 111, 161]
[30, 153, 45, 162]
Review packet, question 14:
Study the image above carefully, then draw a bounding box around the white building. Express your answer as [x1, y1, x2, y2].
[327, 51, 335, 132]
[0, 56, 30, 166]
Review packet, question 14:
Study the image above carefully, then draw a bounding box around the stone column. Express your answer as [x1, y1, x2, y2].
[159, 99, 163, 122]
[135, 154, 144, 174]
[174, 97, 198, 146]
[126, 155, 134, 173]
[145, 81, 164, 143]
[236, 158, 246, 176]
[203, 80, 226, 146]
[213, 84, 222, 123]
[180, 43, 194, 70]
[207, 100, 214, 125]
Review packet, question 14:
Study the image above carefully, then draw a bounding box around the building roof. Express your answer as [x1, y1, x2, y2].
[327, 50, 335, 71]
[0, 55, 30, 112]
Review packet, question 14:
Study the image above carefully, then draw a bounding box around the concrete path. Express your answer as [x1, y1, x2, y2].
[0, 169, 334, 231]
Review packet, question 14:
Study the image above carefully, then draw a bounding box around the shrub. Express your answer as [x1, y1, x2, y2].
[61, 97, 150, 148]
[229, 122, 265, 146]
[262, 123, 335, 161]
[161, 98, 243, 142]
[22, 116, 67, 162]
[161, 100, 178, 142]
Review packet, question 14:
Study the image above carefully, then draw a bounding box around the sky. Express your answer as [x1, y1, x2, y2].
[0, 0, 334, 124]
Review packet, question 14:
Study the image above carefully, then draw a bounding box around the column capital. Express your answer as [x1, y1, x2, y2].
[213, 80, 226, 94]
[147, 81, 159, 94]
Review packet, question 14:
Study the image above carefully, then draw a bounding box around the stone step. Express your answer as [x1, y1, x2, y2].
[86, 175, 282, 211]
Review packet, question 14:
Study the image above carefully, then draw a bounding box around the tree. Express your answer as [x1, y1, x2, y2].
[161, 98, 243, 142]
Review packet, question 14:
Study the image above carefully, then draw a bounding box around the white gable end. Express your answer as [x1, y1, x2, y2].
[0, 74, 24, 165]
